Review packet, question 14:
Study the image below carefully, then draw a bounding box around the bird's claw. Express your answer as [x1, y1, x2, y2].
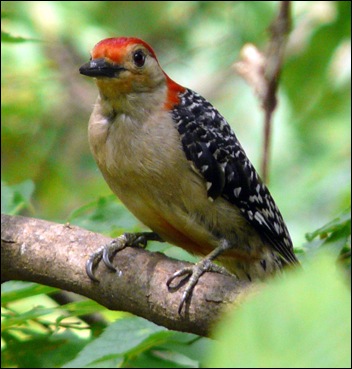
[166, 259, 232, 314]
[86, 232, 163, 282]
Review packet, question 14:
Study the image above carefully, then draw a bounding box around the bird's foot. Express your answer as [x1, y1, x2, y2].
[166, 258, 233, 314]
[86, 232, 163, 282]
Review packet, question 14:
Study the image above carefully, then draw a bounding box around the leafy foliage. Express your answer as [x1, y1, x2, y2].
[208, 255, 351, 368]
[305, 208, 351, 258]
[67, 194, 141, 236]
[64, 317, 206, 368]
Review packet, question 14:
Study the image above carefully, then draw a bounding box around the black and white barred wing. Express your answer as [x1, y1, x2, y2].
[172, 89, 298, 265]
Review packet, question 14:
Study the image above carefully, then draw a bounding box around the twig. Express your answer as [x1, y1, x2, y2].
[234, 1, 292, 183]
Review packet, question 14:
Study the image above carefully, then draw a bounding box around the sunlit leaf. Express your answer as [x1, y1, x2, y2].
[208, 254, 351, 368]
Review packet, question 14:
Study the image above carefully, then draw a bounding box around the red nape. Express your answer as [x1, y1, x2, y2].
[164, 76, 186, 110]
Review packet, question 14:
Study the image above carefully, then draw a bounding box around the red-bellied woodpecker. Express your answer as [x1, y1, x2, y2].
[80, 37, 299, 313]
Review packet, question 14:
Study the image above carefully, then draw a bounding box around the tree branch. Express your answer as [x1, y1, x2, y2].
[233, 1, 292, 183]
[1, 214, 254, 337]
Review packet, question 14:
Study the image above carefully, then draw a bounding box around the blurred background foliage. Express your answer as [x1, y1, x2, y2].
[1, 1, 351, 368]
[1, 1, 350, 244]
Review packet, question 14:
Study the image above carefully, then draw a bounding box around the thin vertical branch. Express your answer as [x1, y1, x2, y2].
[234, 1, 292, 183]
[262, 1, 291, 183]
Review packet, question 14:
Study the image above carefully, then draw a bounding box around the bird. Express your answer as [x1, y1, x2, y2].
[79, 37, 299, 313]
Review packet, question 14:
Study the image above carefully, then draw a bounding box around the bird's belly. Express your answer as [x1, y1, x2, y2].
[102, 163, 217, 255]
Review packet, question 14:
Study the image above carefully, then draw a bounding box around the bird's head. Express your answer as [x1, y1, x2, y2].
[80, 37, 185, 111]
[80, 37, 170, 95]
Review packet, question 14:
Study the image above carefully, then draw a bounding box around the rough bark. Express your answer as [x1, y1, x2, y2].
[1, 214, 254, 337]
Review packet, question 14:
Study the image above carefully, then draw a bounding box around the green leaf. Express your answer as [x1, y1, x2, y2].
[207, 254, 351, 368]
[67, 195, 141, 235]
[1, 30, 32, 43]
[2, 306, 58, 331]
[1, 180, 35, 215]
[54, 299, 106, 318]
[126, 350, 197, 368]
[64, 317, 175, 368]
[2, 330, 87, 368]
[304, 208, 351, 267]
[1, 281, 57, 304]
[306, 207, 351, 241]
[151, 334, 210, 368]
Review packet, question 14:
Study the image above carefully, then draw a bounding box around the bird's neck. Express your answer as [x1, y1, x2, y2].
[96, 82, 168, 121]
[164, 75, 186, 110]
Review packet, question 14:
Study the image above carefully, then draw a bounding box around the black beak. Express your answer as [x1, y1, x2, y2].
[79, 58, 126, 78]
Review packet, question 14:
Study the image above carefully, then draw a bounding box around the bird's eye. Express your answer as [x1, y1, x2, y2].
[133, 50, 146, 67]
